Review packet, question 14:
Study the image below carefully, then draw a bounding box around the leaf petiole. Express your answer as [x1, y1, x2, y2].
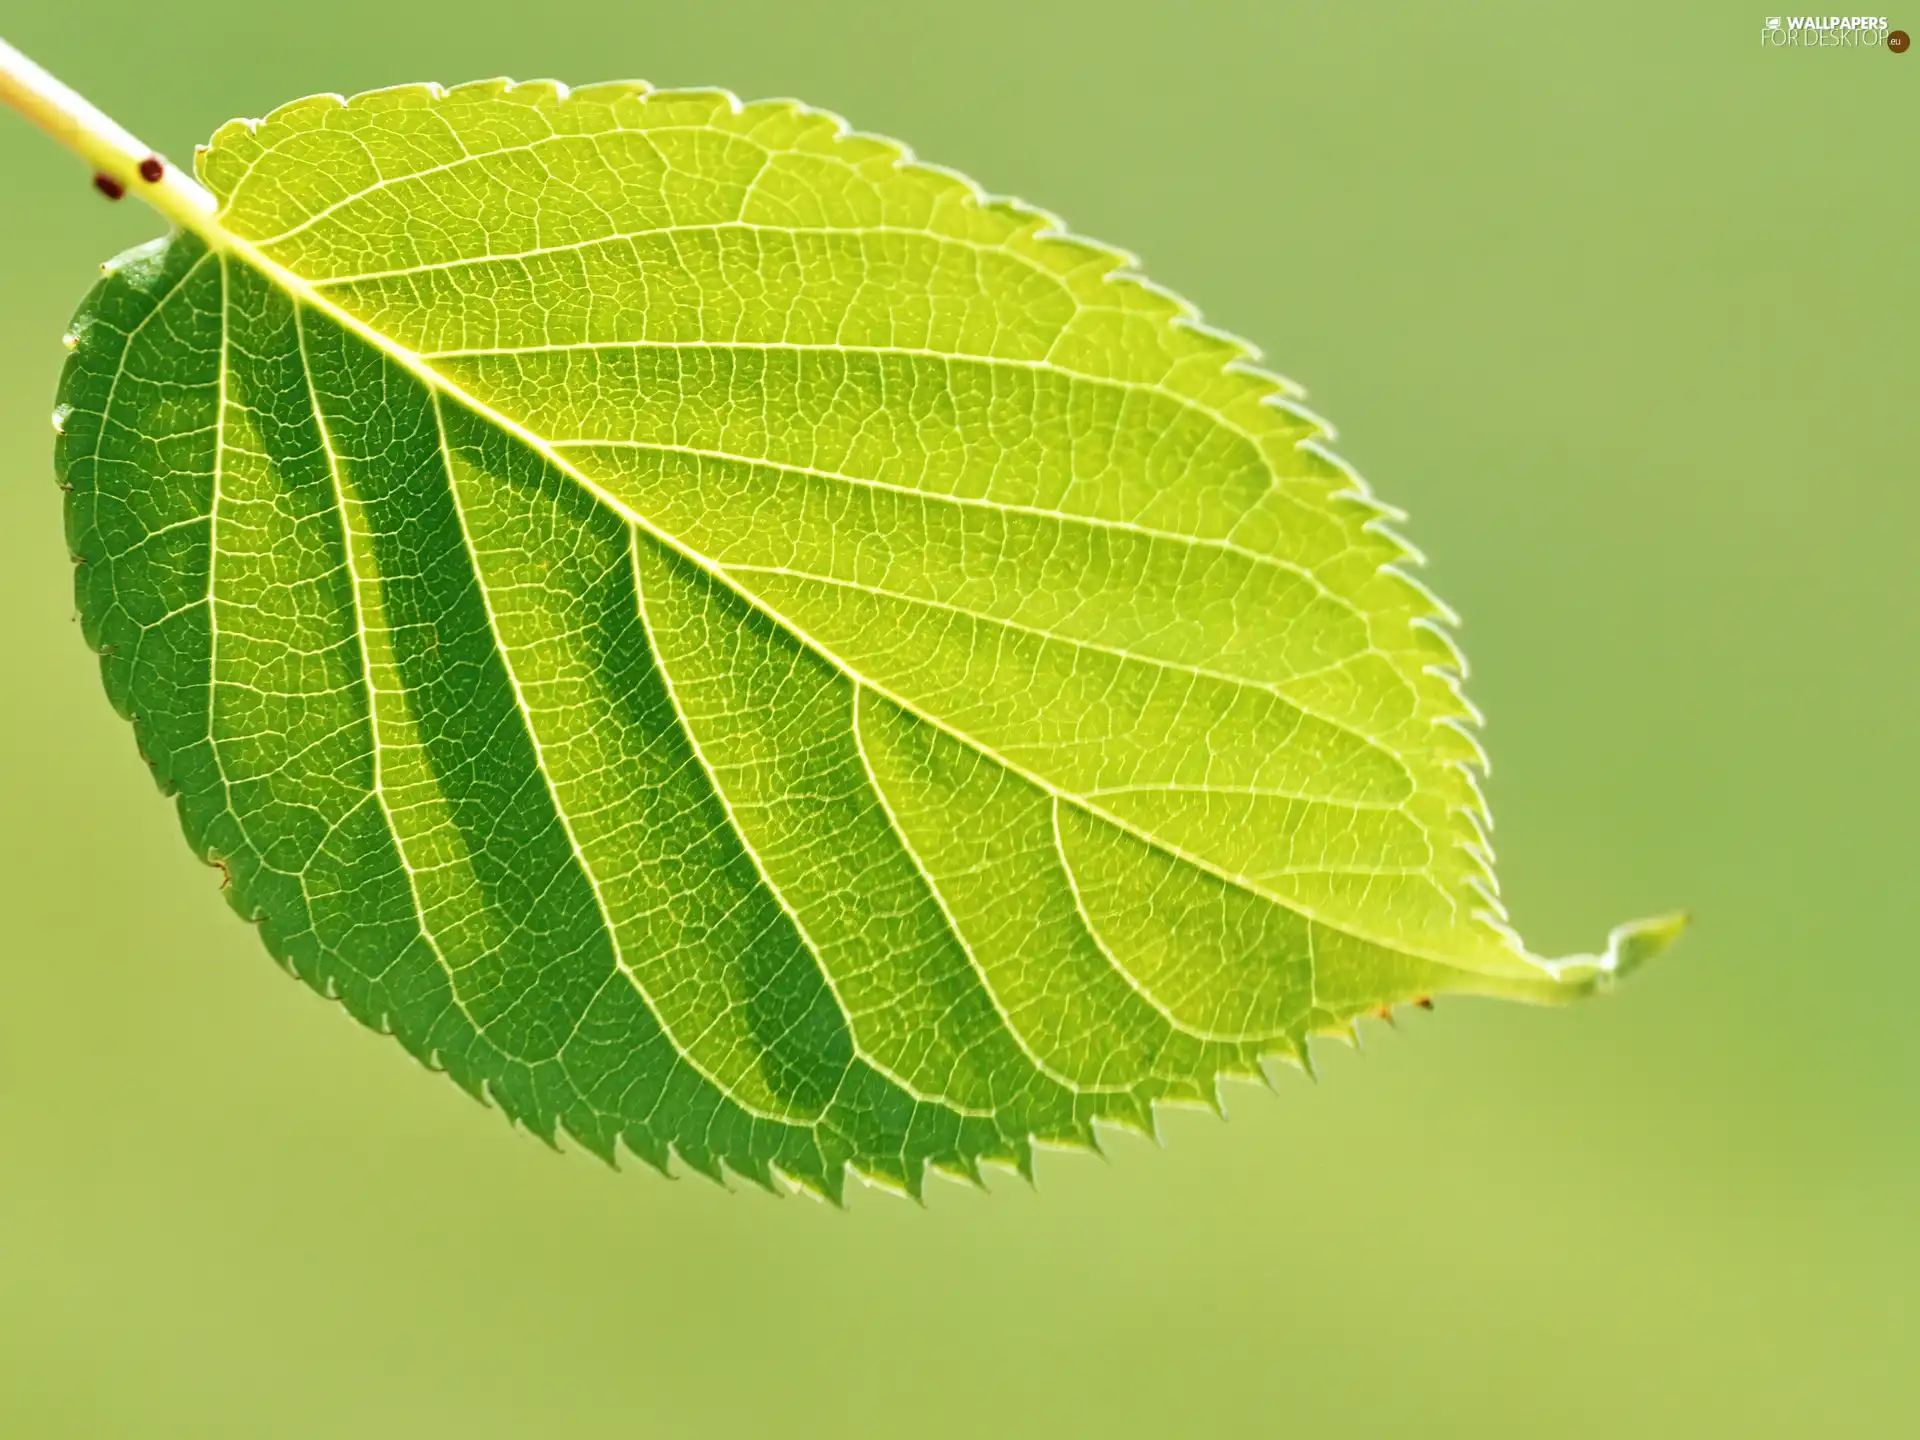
[0, 34, 220, 239]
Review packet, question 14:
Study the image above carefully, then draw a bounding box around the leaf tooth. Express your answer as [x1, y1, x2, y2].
[1293, 430, 1415, 527]
[716, 1152, 781, 1196]
[849, 1159, 927, 1205]
[489, 78, 573, 105]
[1442, 760, 1495, 839]
[813, 1162, 851, 1209]
[201, 115, 250, 150]
[657, 84, 751, 115]
[1095, 1093, 1156, 1141]
[1462, 869, 1507, 922]
[1409, 611, 1473, 677]
[1140, 1094, 1215, 1143]
[669, 1141, 726, 1188]
[555, 1110, 620, 1166]
[1257, 1045, 1308, 1088]
[1447, 770, 1498, 845]
[568, 80, 654, 107]
[1004, 1136, 1040, 1187]
[1456, 842, 1502, 904]
[480, 1076, 533, 1137]
[436, 77, 512, 101]
[332, 82, 456, 114]
[425, 1047, 491, 1109]
[1269, 1034, 1311, 1077]
[614, 1128, 672, 1179]
[252, 90, 351, 132]
[1185, 314, 1288, 375]
[1075, 1122, 1108, 1160]
[762, 1155, 837, 1199]
[765, 1164, 841, 1205]
[1293, 1031, 1326, 1082]
[928, 1155, 988, 1192]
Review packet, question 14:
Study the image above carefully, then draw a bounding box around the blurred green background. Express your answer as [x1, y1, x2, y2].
[1, 2, 1912, 1434]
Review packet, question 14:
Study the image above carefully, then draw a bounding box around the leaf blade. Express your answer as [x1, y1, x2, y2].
[53, 80, 1680, 1195]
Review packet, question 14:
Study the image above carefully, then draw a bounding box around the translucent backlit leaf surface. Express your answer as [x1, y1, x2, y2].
[54, 81, 1677, 1198]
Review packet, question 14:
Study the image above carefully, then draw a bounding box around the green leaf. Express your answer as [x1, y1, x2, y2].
[52, 80, 1679, 1199]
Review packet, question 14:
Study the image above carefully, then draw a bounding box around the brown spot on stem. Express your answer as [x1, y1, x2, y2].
[138, 154, 165, 183]
[93, 172, 125, 200]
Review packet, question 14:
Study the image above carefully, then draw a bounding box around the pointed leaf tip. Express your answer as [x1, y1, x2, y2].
[1600, 911, 1690, 984]
[1527, 911, 1688, 999]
